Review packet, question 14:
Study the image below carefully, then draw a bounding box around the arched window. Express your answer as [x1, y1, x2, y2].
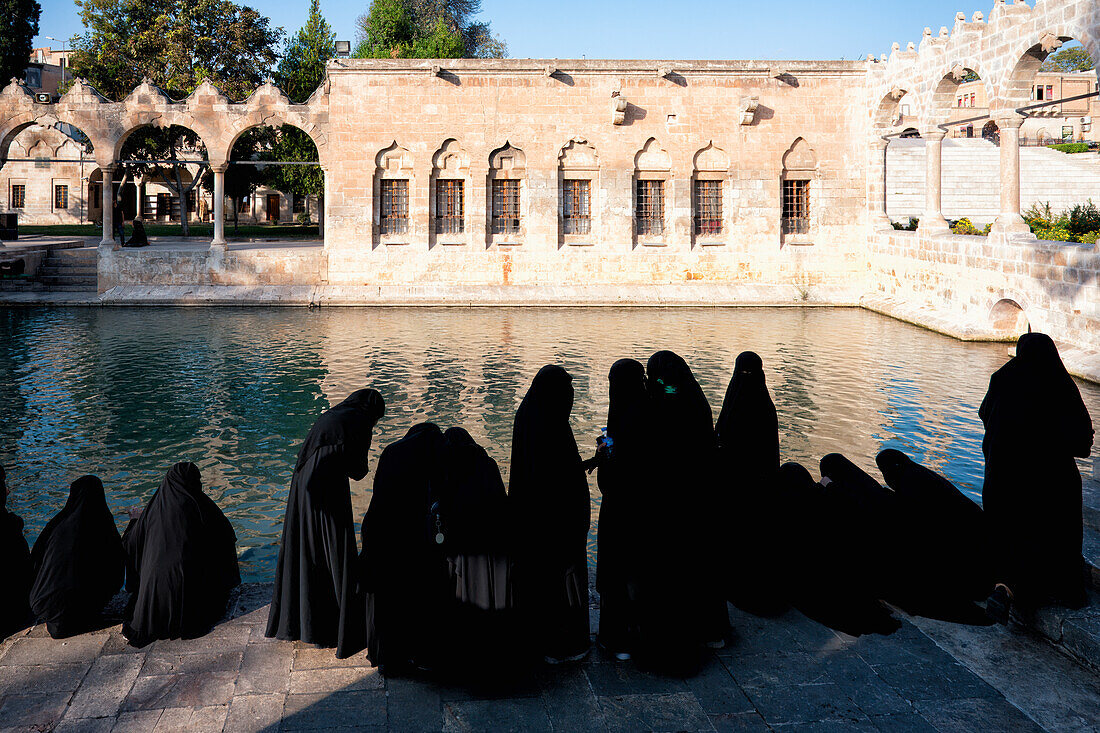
[488, 143, 526, 244]
[780, 138, 817, 244]
[692, 142, 729, 245]
[430, 139, 470, 246]
[558, 138, 599, 245]
[633, 138, 671, 245]
[374, 142, 413, 245]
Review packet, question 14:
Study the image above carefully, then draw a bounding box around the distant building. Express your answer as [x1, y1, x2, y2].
[949, 71, 1097, 143]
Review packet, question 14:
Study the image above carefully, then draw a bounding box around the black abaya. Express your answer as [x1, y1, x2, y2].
[979, 333, 1094, 608]
[30, 475, 124, 638]
[509, 365, 591, 661]
[123, 462, 240, 647]
[361, 422, 445, 671]
[266, 389, 385, 658]
[876, 449, 991, 612]
[0, 465, 32, 640]
[596, 359, 651, 654]
[714, 351, 784, 612]
[645, 350, 730, 649]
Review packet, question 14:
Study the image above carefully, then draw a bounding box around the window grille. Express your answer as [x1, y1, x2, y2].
[635, 179, 664, 236]
[435, 179, 464, 235]
[54, 185, 68, 210]
[10, 184, 25, 209]
[693, 180, 722, 235]
[381, 179, 409, 234]
[293, 194, 306, 214]
[781, 179, 810, 236]
[563, 179, 591, 235]
[492, 179, 521, 235]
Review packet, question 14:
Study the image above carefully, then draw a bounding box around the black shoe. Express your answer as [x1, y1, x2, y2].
[985, 585, 1012, 625]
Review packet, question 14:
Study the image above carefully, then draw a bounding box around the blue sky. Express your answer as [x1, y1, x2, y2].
[34, 0, 1003, 60]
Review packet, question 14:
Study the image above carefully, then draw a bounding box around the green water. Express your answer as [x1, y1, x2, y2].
[2, 306, 1097, 582]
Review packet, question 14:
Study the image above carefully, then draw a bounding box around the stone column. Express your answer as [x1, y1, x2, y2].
[869, 138, 891, 228]
[211, 165, 227, 247]
[919, 130, 950, 232]
[991, 115, 1032, 235]
[100, 166, 115, 246]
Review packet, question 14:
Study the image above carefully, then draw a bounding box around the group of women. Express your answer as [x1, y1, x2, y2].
[1, 332, 1093, 676]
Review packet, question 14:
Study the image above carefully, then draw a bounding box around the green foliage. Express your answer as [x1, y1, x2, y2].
[69, 0, 283, 101]
[1023, 201, 1100, 242]
[892, 217, 919, 231]
[1067, 201, 1100, 236]
[296, 211, 313, 225]
[1049, 142, 1089, 154]
[1078, 230, 1100, 245]
[353, 0, 506, 59]
[263, 127, 322, 197]
[1, 0, 40, 86]
[950, 218, 987, 236]
[1024, 202, 1059, 229]
[1033, 225, 1074, 242]
[1040, 46, 1095, 73]
[276, 0, 335, 103]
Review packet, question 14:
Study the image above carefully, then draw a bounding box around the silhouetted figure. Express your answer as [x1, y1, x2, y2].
[429, 427, 517, 675]
[112, 202, 125, 244]
[0, 464, 32, 640]
[509, 365, 591, 663]
[980, 333, 1094, 616]
[267, 389, 385, 658]
[123, 462, 240, 647]
[30, 476, 124, 638]
[596, 359, 651, 659]
[125, 218, 149, 247]
[714, 351, 785, 614]
[360, 422, 445, 673]
[644, 350, 730, 654]
[875, 449, 992, 621]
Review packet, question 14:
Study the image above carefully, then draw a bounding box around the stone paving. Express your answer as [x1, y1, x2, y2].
[1, 583, 1098, 732]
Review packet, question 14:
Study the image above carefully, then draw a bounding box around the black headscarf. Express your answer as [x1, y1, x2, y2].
[715, 351, 780, 475]
[361, 422, 445, 671]
[30, 475, 124, 638]
[979, 333, 1093, 607]
[0, 464, 32, 639]
[509, 365, 590, 661]
[876, 449, 991, 609]
[123, 462, 240, 647]
[266, 389, 385, 658]
[432, 427, 508, 555]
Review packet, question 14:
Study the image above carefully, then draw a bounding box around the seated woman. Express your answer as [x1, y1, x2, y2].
[980, 333, 1094, 619]
[0, 465, 32, 640]
[125, 218, 149, 247]
[123, 462, 240, 647]
[509, 365, 591, 664]
[360, 423, 445, 674]
[429, 427, 516, 674]
[30, 475, 125, 639]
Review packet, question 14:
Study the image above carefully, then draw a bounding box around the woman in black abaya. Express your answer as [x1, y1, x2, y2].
[980, 333, 1093, 616]
[0, 465, 32, 639]
[644, 350, 730, 651]
[429, 427, 515, 673]
[509, 365, 591, 663]
[360, 422, 445, 672]
[30, 475, 124, 638]
[596, 359, 651, 659]
[123, 462, 240, 647]
[714, 351, 784, 613]
[266, 389, 385, 658]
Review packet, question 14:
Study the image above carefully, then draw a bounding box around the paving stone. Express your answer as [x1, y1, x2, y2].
[442, 698, 552, 732]
[709, 712, 770, 732]
[292, 645, 373, 671]
[148, 626, 251, 655]
[140, 650, 244, 677]
[871, 662, 1000, 702]
[820, 654, 912, 716]
[684, 656, 755, 715]
[0, 635, 107, 666]
[225, 693, 286, 733]
[869, 712, 939, 732]
[537, 667, 605, 732]
[0, 662, 89, 696]
[288, 666, 383, 694]
[100, 630, 144, 656]
[236, 643, 293, 695]
[111, 709, 164, 733]
[915, 697, 1047, 733]
[52, 716, 116, 733]
[281, 690, 387, 730]
[720, 652, 829, 689]
[773, 720, 877, 732]
[0, 692, 71, 731]
[225, 585, 274, 623]
[595, 692, 712, 733]
[743, 683, 866, 727]
[122, 672, 238, 711]
[67, 655, 145, 718]
[584, 661, 689, 697]
[152, 704, 229, 732]
[1061, 616, 1100, 671]
[385, 677, 443, 732]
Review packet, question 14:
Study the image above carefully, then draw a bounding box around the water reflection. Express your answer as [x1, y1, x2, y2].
[1, 306, 1097, 582]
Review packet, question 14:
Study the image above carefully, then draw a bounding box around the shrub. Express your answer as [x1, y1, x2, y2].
[892, 217, 919, 231]
[1067, 200, 1100, 237]
[1024, 201, 1058, 230]
[1033, 225, 1074, 242]
[1077, 230, 1100, 245]
[950, 218, 987, 236]
[296, 212, 313, 225]
[1049, 143, 1090, 154]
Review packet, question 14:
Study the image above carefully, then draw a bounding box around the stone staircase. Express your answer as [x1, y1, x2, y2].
[0, 246, 99, 292]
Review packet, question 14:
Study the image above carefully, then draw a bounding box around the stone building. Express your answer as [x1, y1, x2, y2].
[946, 70, 1098, 142]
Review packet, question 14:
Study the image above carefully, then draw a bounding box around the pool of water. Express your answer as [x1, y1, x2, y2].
[2, 306, 1098, 582]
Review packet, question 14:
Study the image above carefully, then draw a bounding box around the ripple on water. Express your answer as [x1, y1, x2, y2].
[2, 306, 1098, 582]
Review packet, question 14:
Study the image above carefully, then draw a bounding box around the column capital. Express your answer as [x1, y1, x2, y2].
[920, 128, 947, 142]
[210, 164, 229, 174]
[991, 112, 1025, 129]
[870, 138, 890, 151]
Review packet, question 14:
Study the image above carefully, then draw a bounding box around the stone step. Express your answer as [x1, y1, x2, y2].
[37, 265, 97, 277]
[48, 253, 98, 265]
[36, 275, 97, 286]
[0, 279, 40, 291]
[1018, 588, 1100, 676]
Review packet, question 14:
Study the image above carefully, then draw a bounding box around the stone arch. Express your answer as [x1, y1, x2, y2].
[928, 62, 992, 126]
[489, 142, 526, 172]
[782, 137, 817, 173]
[225, 115, 327, 169]
[430, 139, 470, 243]
[376, 140, 412, 172]
[558, 138, 598, 170]
[0, 115, 102, 165]
[112, 112, 216, 164]
[374, 141, 414, 242]
[900, 128, 921, 139]
[693, 141, 729, 172]
[1002, 33, 1100, 112]
[488, 143, 526, 241]
[872, 87, 912, 133]
[982, 120, 1000, 142]
[634, 137, 671, 172]
[990, 298, 1030, 339]
[432, 138, 469, 174]
[558, 139, 599, 243]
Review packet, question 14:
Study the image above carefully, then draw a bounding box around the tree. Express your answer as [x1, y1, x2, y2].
[407, 0, 507, 58]
[1, 0, 40, 87]
[121, 125, 209, 236]
[69, 0, 283, 101]
[263, 128, 323, 219]
[276, 0, 335, 104]
[354, 0, 417, 58]
[1040, 46, 1095, 73]
[353, 0, 506, 59]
